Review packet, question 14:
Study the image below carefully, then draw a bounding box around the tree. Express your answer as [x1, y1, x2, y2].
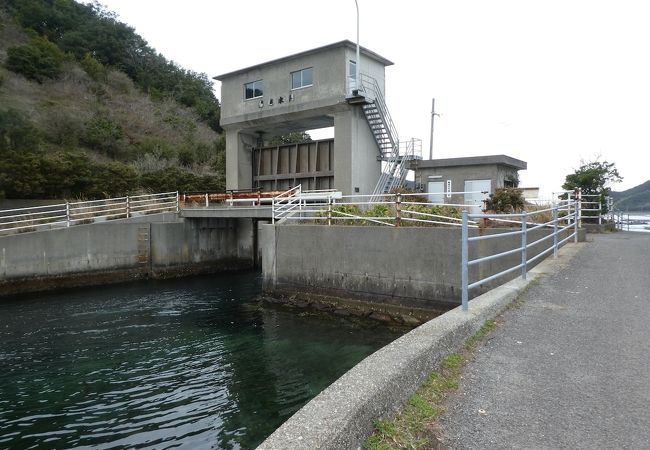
[5, 36, 66, 83]
[484, 188, 525, 213]
[268, 131, 312, 146]
[562, 160, 622, 216]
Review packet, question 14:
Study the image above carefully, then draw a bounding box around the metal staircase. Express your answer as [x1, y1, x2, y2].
[350, 74, 422, 199]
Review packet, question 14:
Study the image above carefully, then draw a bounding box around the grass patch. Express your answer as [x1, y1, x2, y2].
[364, 321, 499, 449]
[463, 319, 496, 350]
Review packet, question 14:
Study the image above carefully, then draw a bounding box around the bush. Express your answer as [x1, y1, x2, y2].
[79, 52, 105, 80]
[0, 109, 41, 152]
[484, 188, 525, 213]
[5, 36, 65, 83]
[81, 114, 125, 158]
[139, 166, 223, 193]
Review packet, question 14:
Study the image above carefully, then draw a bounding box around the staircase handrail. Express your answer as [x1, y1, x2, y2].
[359, 73, 399, 155]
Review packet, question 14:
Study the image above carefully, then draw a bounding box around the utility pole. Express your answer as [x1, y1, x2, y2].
[429, 98, 439, 160]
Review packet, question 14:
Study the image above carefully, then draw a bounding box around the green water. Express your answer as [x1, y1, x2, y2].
[0, 272, 404, 449]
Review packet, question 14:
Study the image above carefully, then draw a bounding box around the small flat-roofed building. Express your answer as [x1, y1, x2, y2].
[215, 40, 397, 195]
[410, 155, 527, 211]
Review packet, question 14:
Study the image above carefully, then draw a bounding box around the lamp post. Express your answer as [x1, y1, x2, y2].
[354, 0, 360, 91]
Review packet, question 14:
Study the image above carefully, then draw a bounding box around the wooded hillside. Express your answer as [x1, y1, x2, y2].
[611, 180, 650, 212]
[0, 0, 225, 199]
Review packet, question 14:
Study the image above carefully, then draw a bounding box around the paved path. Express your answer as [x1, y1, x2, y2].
[441, 232, 650, 449]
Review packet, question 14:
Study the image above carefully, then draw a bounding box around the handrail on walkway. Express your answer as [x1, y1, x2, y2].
[460, 194, 581, 312]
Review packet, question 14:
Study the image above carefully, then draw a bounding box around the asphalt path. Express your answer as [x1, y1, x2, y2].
[440, 232, 650, 449]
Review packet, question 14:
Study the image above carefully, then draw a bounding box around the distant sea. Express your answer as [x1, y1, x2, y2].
[621, 212, 650, 233]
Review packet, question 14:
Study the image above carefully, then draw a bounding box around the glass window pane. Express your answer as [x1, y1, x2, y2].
[245, 83, 254, 99]
[349, 60, 356, 77]
[302, 68, 313, 86]
[254, 80, 263, 97]
[291, 71, 301, 89]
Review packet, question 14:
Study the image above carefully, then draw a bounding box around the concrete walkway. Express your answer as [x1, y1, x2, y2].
[441, 232, 650, 449]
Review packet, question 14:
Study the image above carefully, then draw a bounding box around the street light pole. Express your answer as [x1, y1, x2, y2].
[354, 0, 360, 91]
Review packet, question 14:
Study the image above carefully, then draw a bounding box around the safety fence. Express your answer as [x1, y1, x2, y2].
[272, 185, 483, 227]
[460, 197, 580, 311]
[0, 192, 179, 235]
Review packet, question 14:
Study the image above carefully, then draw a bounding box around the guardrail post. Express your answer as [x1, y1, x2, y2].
[175, 191, 180, 213]
[553, 206, 558, 258]
[461, 210, 469, 312]
[126, 196, 130, 219]
[574, 198, 579, 243]
[66, 202, 70, 227]
[395, 193, 401, 227]
[271, 198, 275, 224]
[521, 211, 527, 280]
[327, 197, 332, 226]
[205, 193, 209, 208]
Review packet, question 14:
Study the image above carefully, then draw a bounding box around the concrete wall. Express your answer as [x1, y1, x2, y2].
[262, 224, 570, 309]
[220, 46, 347, 124]
[0, 218, 255, 296]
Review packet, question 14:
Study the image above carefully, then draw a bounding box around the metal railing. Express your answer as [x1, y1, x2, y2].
[182, 188, 287, 208]
[272, 186, 481, 227]
[460, 197, 580, 311]
[359, 73, 399, 154]
[0, 192, 179, 235]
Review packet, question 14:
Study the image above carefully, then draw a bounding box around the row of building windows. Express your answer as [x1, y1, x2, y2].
[244, 67, 313, 100]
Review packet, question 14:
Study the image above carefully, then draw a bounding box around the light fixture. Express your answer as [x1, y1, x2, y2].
[289, 93, 294, 102]
[269, 98, 274, 106]
[258, 100, 264, 108]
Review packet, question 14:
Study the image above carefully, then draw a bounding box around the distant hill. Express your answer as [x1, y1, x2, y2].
[611, 180, 650, 212]
[0, 0, 224, 199]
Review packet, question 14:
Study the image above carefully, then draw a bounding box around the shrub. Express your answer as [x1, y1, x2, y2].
[0, 109, 41, 152]
[79, 52, 105, 80]
[81, 114, 125, 158]
[5, 36, 65, 83]
[484, 188, 525, 213]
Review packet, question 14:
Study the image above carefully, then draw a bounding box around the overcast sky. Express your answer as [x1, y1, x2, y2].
[98, 0, 649, 196]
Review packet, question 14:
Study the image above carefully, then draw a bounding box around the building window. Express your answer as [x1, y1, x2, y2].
[244, 80, 264, 100]
[348, 60, 357, 93]
[291, 67, 313, 90]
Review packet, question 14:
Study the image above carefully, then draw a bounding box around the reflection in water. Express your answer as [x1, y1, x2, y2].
[0, 272, 404, 449]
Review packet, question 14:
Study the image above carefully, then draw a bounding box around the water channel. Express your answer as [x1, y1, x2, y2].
[0, 272, 405, 449]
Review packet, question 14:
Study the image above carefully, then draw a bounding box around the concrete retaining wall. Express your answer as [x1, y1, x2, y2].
[262, 224, 571, 309]
[0, 216, 255, 296]
[258, 242, 582, 449]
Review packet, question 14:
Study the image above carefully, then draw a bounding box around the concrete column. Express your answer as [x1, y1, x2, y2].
[333, 108, 381, 195]
[225, 128, 256, 190]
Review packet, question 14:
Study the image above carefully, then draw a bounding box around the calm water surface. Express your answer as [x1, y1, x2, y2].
[0, 272, 404, 449]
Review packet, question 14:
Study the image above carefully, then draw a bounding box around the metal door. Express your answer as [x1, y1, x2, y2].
[464, 179, 491, 213]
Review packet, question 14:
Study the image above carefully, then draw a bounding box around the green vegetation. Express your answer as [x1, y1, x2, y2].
[562, 159, 622, 217]
[611, 180, 650, 212]
[0, 1, 224, 200]
[6, 35, 65, 82]
[463, 319, 496, 350]
[364, 320, 498, 449]
[268, 131, 312, 146]
[316, 202, 461, 227]
[484, 188, 525, 213]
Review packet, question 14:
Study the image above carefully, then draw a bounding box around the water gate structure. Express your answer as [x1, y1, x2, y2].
[214, 40, 422, 197]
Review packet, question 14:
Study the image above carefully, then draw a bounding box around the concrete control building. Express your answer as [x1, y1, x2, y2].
[411, 155, 527, 210]
[215, 41, 413, 195]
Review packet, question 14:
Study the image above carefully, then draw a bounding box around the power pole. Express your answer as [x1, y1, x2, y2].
[429, 98, 439, 160]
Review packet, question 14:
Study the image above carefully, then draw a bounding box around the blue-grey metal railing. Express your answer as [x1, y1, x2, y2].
[460, 196, 581, 311]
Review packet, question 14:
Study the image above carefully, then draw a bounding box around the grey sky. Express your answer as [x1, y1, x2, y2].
[98, 0, 650, 196]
